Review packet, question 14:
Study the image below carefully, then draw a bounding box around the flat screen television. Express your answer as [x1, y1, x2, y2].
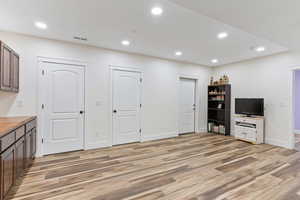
[235, 98, 264, 116]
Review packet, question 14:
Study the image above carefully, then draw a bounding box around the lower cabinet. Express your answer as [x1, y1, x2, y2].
[0, 118, 36, 200]
[15, 137, 25, 178]
[31, 128, 37, 159]
[25, 131, 32, 168]
[1, 146, 15, 199]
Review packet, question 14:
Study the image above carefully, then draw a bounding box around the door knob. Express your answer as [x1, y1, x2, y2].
[113, 110, 117, 113]
[79, 110, 85, 114]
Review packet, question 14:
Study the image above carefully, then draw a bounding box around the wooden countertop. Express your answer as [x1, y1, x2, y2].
[0, 116, 36, 138]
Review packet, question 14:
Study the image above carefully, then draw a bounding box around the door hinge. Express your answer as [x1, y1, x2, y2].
[42, 138, 44, 143]
[42, 70, 45, 75]
[140, 78, 143, 83]
[42, 104, 45, 109]
[140, 104, 142, 108]
[139, 129, 142, 133]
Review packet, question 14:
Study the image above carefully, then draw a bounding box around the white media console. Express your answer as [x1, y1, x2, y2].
[234, 116, 265, 144]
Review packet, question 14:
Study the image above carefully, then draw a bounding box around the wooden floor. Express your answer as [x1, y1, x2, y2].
[8, 133, 300, 200]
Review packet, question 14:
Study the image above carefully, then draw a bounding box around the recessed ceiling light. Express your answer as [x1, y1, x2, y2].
[217, 32, 228, 39]
[175, 51, 182, 56]
[151, 7, 163, 16]
[255, 46, 266, 52]
[121, 40, 130, 46]
[34, 21, 47, 30]
[211, 59, 219, 64]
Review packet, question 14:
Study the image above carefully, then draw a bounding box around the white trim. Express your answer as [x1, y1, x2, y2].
[198, 127, 207, 133]
[141, 132, 178, 142]
[110, 65, 142, 73]
[265, 138, 290, 149]
[37, 56, 88, 66]
[109, 65, 143, 146]
[37, 56, 87, 156]
[85, 140, 111, 150]
[177, 74, 200, 134]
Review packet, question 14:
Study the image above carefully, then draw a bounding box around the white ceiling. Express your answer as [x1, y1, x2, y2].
[0, 0, 289, 66]
[170, 0, 300, 51]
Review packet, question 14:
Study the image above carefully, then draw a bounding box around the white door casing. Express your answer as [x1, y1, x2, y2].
[41, 62, 85, 155]
[112, 70, 141, 145]
[179, 78, 196, 134]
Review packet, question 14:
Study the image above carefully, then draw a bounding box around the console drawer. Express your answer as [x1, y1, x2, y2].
[235, 126, 257, 142]
[16, 126, 25, 140]
[0, 131, 16, 152]
[26, 120, 36, 132]
[247, 131, 257, 141]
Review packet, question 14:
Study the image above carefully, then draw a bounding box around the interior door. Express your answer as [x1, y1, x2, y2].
[113, 70, 141, 145]
[179, 78, 196, 134]
[42, 62, 85, 155]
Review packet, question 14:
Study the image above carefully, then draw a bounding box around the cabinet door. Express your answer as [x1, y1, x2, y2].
[15, 137, 25, 178]
[0, 43, 12, 91]
[11, 52, 19, 92]
[31, 128, 36, 159]
[25, 132, 32, 168]
[1, 146, 15, 199]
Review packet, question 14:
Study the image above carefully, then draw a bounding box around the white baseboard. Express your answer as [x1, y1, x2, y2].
[141, 132, 178, 142]
[198, 127, 207, 133]
[85, 140, 111, 150]
[295, 130, 300, 134]
[265, 138, 290, 149]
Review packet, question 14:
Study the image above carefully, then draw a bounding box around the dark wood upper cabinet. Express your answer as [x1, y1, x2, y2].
[0, 41, 19, 93]
[11, 52, 19, 92]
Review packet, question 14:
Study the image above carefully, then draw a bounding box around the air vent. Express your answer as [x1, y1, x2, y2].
[73, 36, 88, 41]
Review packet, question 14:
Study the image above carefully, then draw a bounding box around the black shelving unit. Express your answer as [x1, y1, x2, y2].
[207, 84, 231, 135]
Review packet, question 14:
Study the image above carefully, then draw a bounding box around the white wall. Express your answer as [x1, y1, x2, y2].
[0, 31, 212, 155]
[213, 52, 300, 148]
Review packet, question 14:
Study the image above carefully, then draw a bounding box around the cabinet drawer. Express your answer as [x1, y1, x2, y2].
[26, 120, 36, 132]
[16, 125, 25, 140]
[235, 131, 246, 139]
[235, 126, 256, 134]
[0, 131, 15, 152]
[247, 131, 256, 141]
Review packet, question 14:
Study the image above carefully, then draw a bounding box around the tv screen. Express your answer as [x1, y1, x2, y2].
[235, 98, 264, 116]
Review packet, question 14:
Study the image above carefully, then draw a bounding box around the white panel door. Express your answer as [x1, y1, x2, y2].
[113, 70, 141, 145]
[42, 62, 85, 155]
[179, 78, 196, 134]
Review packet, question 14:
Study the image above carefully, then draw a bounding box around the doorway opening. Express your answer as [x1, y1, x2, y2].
[294, 70, 300, 150]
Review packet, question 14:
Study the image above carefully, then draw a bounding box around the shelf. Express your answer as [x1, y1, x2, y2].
[207, 84, 231, 136]
[208, 119, 225, 123]
[208, 131, 226, 135]
[208, 84, 229, 87]
[208, 94, 225, 96]
[208, 108, 225, 111]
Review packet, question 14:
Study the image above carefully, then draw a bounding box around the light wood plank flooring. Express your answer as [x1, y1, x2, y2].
[7, 133, 300, 200]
